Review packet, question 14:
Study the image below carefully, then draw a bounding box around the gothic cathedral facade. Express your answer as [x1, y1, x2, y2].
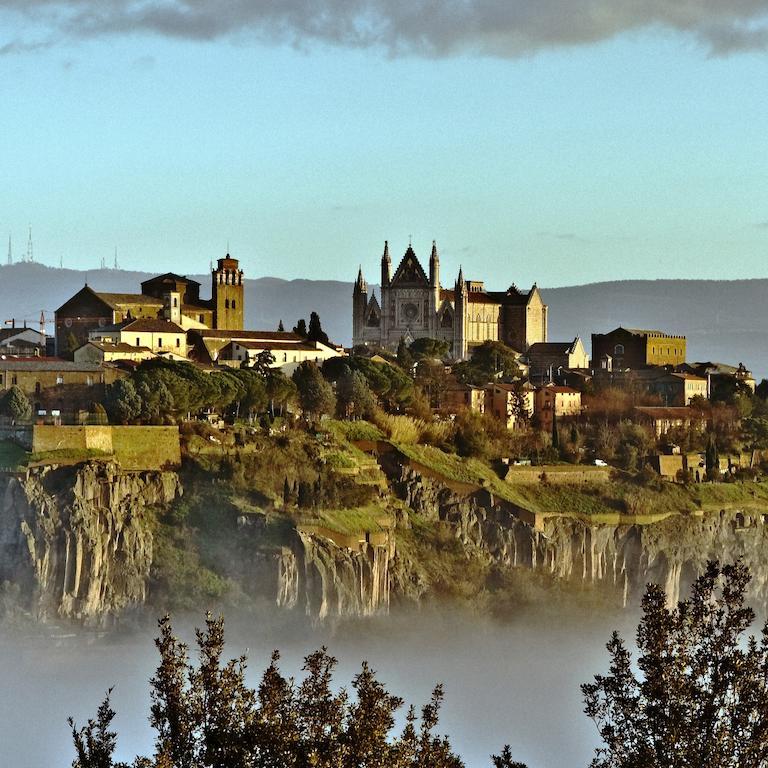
[352, 241, 547, 360]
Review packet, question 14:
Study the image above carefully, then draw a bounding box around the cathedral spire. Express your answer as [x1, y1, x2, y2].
[429, 240, 439, 287]
[381, 241, 391, 287]
[355, 265, 367, 293]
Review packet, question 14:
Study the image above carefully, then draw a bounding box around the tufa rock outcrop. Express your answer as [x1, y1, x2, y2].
[0, 462, 180, 624]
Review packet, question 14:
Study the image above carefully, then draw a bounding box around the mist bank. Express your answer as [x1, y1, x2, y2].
[0, 605, 633, 768]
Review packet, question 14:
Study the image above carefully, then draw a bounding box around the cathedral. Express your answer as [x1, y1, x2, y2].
[352, 241, 547, 359]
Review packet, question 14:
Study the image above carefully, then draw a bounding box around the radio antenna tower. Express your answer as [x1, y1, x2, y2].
[6, 235, 11, 266]
[113, 246, 119, 270]
[26, 226, 33, 263]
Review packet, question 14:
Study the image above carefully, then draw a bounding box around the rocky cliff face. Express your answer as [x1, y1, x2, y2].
[394, 467, 768, 610]
[276, 530, 393, 620]
[0, 462, 180, 624]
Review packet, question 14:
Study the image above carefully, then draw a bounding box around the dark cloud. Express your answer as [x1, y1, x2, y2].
[1, 1, 768, 56]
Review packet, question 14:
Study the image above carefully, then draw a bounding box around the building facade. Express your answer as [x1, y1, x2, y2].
[526, 337, 589, 384]
[591, 327, 686, 370]
[353, 241, 547, 360]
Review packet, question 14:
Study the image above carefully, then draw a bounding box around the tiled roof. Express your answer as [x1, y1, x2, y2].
[94, 292, 163, 307]
[191, 329, 303, 342]
[527, 342, 574, 355]
[122, 318, 185, 334]
[231, 340, 318, 352]
[86, 341, 152, 353]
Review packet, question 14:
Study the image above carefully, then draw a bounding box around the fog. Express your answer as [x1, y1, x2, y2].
[0, 606, 637, 768]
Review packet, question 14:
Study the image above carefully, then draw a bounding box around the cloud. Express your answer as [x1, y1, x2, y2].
[1, 1, 768, 57]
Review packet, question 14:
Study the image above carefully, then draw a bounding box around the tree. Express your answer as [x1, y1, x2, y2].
[307, 311, 330, 345]
[293, 318, 307, 338]
[277, 319, 285, 332]
[583, 560, 768, 768]
[454, 341, 521, 386]
[454, 409, 491, 459]
[336, 366, 375, 420]
[105, 379, 142, 424]
[0, 385, 32, 422]
[409, 337, 450, 362]
[71, 614, 516, 767]
[396, 337, 414, 372]
[292, 361, 335, 421]
[705, 431, 720, 480]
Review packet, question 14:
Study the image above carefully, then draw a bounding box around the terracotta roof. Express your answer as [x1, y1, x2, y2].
[94, 292, 163, 307]
[85, 341, 152, 353]
[537, 385, 580, 394]
[121, 318, 185, 334]
[527, 342, 575, 355]
[141, 272, 200, 287]
[231, 340, 319, 352]
[190, 329, 303, 342]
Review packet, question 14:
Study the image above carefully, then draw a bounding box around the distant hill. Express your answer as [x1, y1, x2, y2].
[1, 263, 766, 378]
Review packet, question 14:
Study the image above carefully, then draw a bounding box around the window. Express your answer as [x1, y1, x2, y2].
[283, 353, 287, 362]
[225, 299, 230, 309]
[232, 300, 236, 309]
[136, 337, 140, 347]
[86, 376, 93, 387]
[56, 374, 64, 385]
[614, 344, 624, 356]
[11, 375, 18, 385]
[199, 314, 204, 323]
[35, 382, 41, 395]
[176, 337, 180, 348]
[158, 337, 163, 347]
[173, 297, 178, 308]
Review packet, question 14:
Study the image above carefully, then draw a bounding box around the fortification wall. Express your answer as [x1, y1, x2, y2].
[29, 425, 180, 469]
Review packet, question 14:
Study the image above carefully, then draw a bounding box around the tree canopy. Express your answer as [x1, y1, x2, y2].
[583, 560, 768, 768]
[70, 614, 521, 768]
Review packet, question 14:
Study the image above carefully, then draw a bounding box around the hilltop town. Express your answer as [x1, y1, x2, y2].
[0, 241, 763, 485]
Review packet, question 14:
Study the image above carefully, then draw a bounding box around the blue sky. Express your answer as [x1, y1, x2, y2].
[1, 2, 767, 286]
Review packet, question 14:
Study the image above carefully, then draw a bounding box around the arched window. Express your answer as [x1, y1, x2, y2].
[614, 344, 625, 356]
[225, 299, 230, 309]
[232, 300, 236, 309]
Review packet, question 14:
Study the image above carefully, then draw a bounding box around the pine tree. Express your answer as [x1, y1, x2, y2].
[293, 318, 307, 338]
[277, 319, 285, 332]
[307, 311, 329, 345]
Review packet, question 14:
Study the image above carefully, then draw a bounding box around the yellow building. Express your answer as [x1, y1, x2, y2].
[534, 384, 582, 431]
[74, 341, 155, 364]
[90, 318, 188, 357]
[485, 382, 535, 430]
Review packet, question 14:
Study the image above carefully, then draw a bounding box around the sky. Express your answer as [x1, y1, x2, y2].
[0, 1, 767, 288]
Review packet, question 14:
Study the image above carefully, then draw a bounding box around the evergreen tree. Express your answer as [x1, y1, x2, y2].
[583, 560, 768, 768]
[292, 361, 335, 421]
[551, 406, 559, 450]
[396, 337, 414, 371]
[0, 385, 32, 422]
[293, 318, 307, 338]
[277, 319, 285, 332]
[105, 379, 142, 424]
[307, 311, 330, 345]
[705, 431, 720, 480]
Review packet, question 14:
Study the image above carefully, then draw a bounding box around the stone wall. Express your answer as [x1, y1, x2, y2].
[30, 425, 181, 469]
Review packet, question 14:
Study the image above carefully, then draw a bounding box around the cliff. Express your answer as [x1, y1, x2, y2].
[0, 462, 181, 624]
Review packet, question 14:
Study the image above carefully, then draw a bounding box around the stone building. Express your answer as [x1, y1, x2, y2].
[353, 241, 547, 359]
[55, 255, 244, 356]
[591, 327, 686, 370]
[526, 337, 588, 384]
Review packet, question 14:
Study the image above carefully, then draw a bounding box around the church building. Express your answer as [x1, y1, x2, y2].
[353, 241, 547, 359]
[55, 255, 244, 356]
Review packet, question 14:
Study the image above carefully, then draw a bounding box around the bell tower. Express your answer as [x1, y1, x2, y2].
[212, 254, 244, 330]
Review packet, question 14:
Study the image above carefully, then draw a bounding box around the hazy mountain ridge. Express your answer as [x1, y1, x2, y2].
[1, 264, 766, 377]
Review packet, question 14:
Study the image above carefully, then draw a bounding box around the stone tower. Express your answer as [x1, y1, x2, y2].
[352, 266, 368, 344]
[212, 255, 244, 330]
